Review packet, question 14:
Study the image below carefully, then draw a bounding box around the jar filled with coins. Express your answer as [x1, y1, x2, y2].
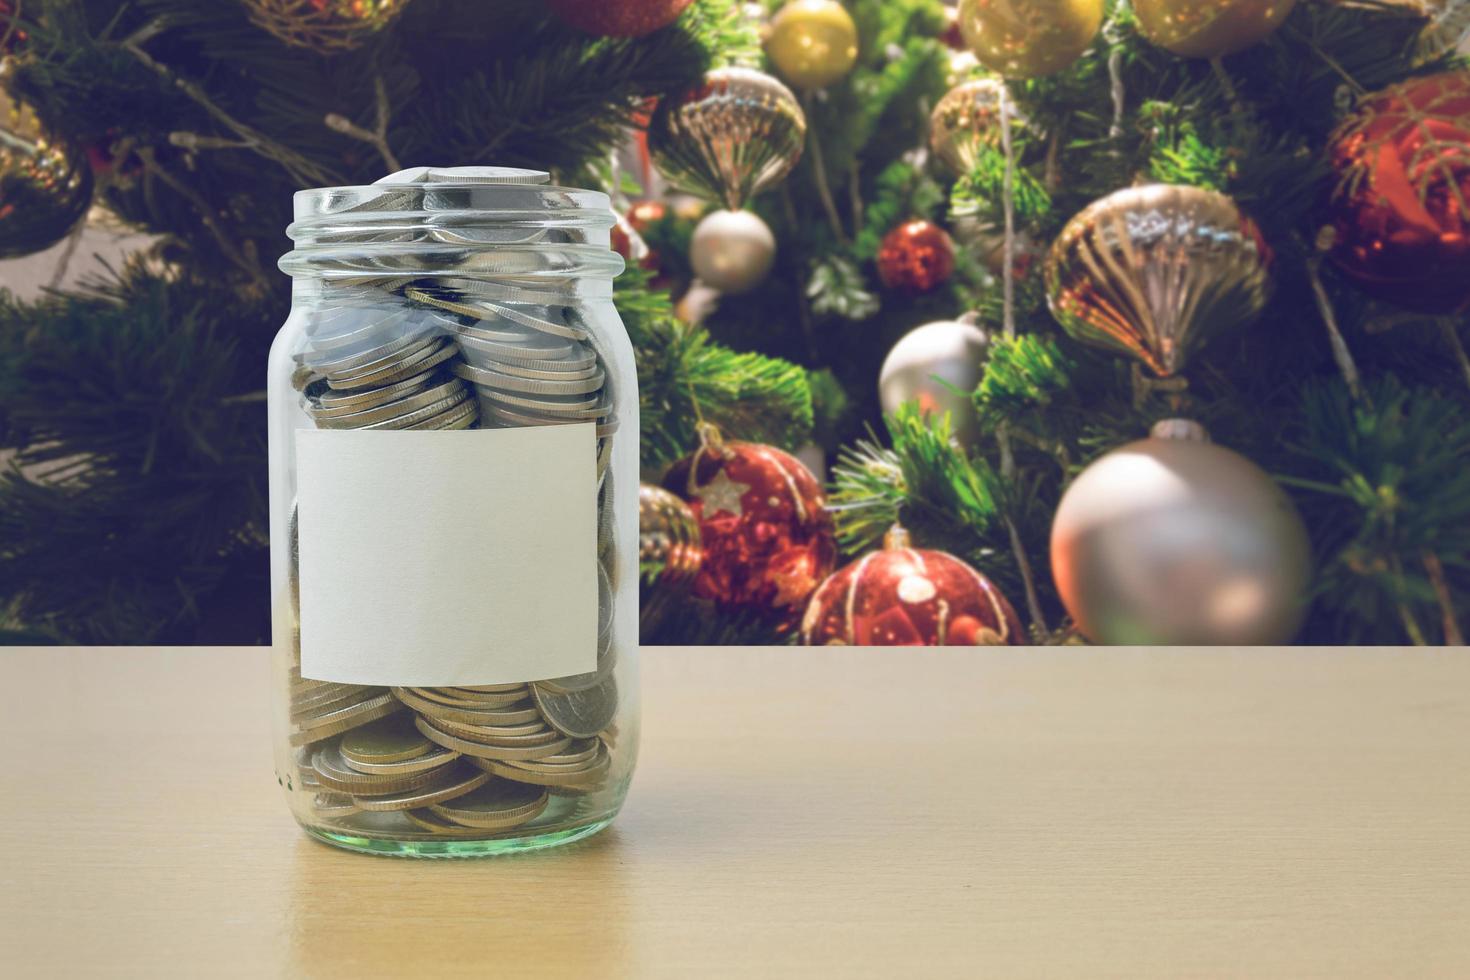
[269, 167, 638, 856]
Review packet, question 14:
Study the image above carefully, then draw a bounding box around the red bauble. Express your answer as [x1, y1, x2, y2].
[548, 0, 692, 37]
[1326, 70, 1470, 315]
[877, 219, 956, 294]
[801, 525, 1024, 646]
[663, 426, 837, 633]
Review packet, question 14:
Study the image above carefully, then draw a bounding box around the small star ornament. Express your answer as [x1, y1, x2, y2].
[663, 424, 837, 633]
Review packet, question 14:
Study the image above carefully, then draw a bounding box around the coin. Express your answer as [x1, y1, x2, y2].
[351, 763, 491, 812]
[451, 361, 605, 396]
[312, 743, 450, 796]
[389, 687, 541, 726]
[409, 398, 479, 430]
[532, 678, 618, 739]
[429, 780, 549, 830]
[313, 378, 467, 429]
[289, 693, 401, 747]
[339, 713, 433, 765]
[396, 686, 527, 709]
[309, 368, 438, 415]
[340, 744, 460, 777]
[404, 808, 483, 835]
[415, 716, 572, 762]
[326, 339, 458, 391]
[427, 716, 562, 745]
[312, 793, 361, 818]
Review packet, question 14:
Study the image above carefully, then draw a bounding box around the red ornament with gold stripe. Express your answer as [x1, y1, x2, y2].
[662, 424, 837, 633]
[801, 525, 1024, 646]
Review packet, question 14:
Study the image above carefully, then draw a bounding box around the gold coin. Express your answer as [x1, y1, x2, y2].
[429, 781, 549, 830]
[404, 808, 484, 836]
[474, 752, 610, 790]
[415, 716, 571, 762]
[397, 686, 527, 708]
[339, 714, 433, 766]
[289, 695, 401, 747]
[351, 764, 491, 812]
[312, 743, 449, 796]
[340, 745, 460, 777]
[426, 716, 556, 742]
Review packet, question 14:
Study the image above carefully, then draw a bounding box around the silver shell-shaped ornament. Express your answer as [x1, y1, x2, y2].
[1044, 184, 1273, 378]
[647, 66, 807, 210]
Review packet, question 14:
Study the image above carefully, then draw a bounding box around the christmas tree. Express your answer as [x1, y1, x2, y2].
[1, 0, 1467, 646]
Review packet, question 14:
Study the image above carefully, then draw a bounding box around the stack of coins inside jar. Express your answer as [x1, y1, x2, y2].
[278, 167, 626, 844]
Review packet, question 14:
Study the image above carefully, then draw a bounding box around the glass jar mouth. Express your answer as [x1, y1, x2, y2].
[280, 172, 624, 287]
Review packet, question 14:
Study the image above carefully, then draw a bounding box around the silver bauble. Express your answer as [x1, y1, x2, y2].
[648, 66, 806, 210]
[1051, 420, 1313, 646]
[689, 209, 776, 295]
[878, 319, 993, 446]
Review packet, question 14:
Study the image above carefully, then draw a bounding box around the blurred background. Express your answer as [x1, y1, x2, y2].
[1, 0, 1468, 647]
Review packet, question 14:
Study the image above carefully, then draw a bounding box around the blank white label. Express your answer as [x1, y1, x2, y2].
[296, 426, 596, 685]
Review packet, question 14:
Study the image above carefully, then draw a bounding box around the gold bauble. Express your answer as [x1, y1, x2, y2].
[1132, 0, 1297, 59]
[1045, 184, 1272, 377]
[241, 0, 411, 53]
[648, 67, 806, 210]
[0, 87, 93, 259]
[929, 77, 1016, 175]
[764, 0, 860, 90]
[955, 0, 1104, 79]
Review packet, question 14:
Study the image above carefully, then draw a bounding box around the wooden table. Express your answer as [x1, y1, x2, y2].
[2, 647, 1467, 978]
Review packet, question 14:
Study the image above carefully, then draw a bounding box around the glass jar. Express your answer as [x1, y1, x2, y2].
[268, 167, 638, 857]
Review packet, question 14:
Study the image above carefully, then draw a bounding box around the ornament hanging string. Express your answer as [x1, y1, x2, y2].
[802, 92, 849, 245]
[1303, 232, 1366, 405]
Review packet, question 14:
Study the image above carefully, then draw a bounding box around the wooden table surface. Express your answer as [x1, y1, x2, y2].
[2, 647, 1467, 978]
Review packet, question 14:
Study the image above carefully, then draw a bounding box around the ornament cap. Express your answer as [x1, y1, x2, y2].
[883, 524, 914, 551]
[1151, 418, 1211, 443]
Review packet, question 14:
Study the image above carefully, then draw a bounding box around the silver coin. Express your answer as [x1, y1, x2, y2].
[312, 368, 439, 413]
[474, 385, 603, 414]
[390, 689, 541, 727]
[408, 399, 479, 430]
[314, 378, 466, 429]
[423, 167, 551, 184]
[427, 716, 560, 744]
[327, 340, 458, 391]
[360, 388, 472, 430]
[289, 694, 402, 747]
[295, 691, 400, 732]
[452, 361, 605, 396]
[473, 356, 602, 382]
[312, 793, 361, 818]
[322, 335, 445, 388]
[403, 807, 484, 835]
[306, 324, 437, 377]
[396, 686, 527, 709]
[531, 677, 618, 739]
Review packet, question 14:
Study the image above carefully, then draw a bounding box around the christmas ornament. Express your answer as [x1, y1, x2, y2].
[956, 0, 1104, 78]
[1325, 70, 1470, 315]
[663, 425, 837, 633]
[0, 89, 94, 260]
[878, 318, 993, 447]
[1132, 0, 1297, 59]
[802, 525, 1024, 646]
[764, 0, 860, 90]
[1045, 184, 1272, 377]
[548, 0, 692, 37]
[1051, 419, 1312, 646]
[689, 208, 776, 294]
[930, 77, 1016, 176]
[1415, 0, 1470, 59]
[877, 220, 955, 294]
[648, 66, 806, 210]
[638, 484, 705, 634]
[241, 0, 412, 53]
[612, 200, 669, 281]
